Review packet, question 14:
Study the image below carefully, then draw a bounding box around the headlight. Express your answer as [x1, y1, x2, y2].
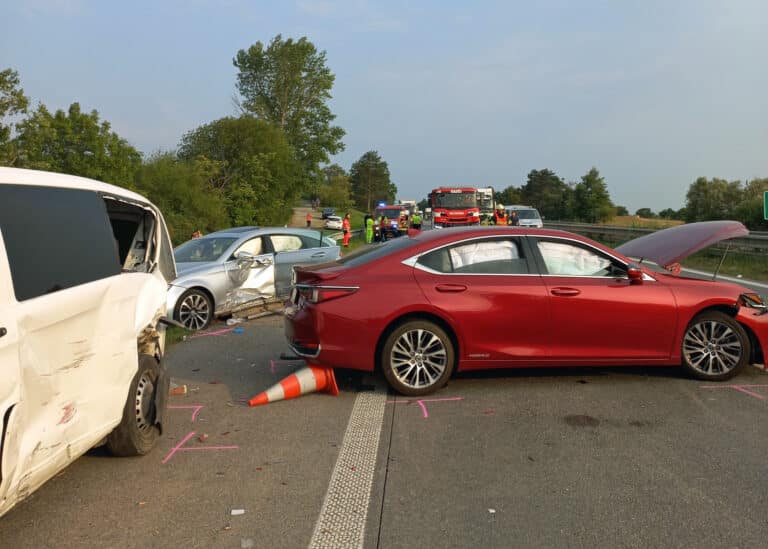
[739, 292, 767, 313]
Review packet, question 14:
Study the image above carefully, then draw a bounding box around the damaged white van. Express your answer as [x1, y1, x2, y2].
[0, 168, 176, 518]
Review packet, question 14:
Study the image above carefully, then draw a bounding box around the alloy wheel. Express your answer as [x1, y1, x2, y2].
[683, 320, 743, 376]
[389, 328, 448, 390]
[178, 293, 210, 330]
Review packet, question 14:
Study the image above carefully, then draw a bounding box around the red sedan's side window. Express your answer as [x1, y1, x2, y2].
[536, 240, 615, 277]
[417, 238, 529, 275]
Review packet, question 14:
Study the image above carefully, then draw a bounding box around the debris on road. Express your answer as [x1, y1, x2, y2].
[230, 509, 245, 516]
[198, 433, 208, 443]
[169, 383, 187, 396]
[226, 317, 244, 326]
[233, 328, 245, 334]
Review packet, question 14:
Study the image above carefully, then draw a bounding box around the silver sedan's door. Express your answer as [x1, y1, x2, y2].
[269, 234, 340, 297]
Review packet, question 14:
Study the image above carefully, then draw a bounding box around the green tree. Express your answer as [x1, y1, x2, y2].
[233, 35, 345, 181]
[635, 208, 656, 218]
[179, 116, 302, 227]
[317, 164, 353, 211]
[349, 151, 394, 212]
[13, 103, 141, 184]
[615, 205, 629, 216]
[495, 185, 522, 208]
[133, 153, 228, 244]
[732, 178, 768, 230]
[0, 68, 30, 164]
[520, 169, 573, 220]
[684, 177, 744, 222]
[658, 208, 677, 219]
[573, 167, 614, 223]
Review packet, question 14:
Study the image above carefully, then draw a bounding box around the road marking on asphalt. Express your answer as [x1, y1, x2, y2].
[309, 390, 387, 549]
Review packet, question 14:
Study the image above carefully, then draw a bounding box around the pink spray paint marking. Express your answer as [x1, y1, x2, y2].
[387, 396, 464, 418]
[269, 359, 305, 374]
[161, 431, 239, 464]
[168, 405, 205, 422]
[189, 328, 234, 339]
[701, 384, 768, 400]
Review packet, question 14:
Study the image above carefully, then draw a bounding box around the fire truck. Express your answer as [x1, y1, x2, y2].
[428, 187, 481, 227]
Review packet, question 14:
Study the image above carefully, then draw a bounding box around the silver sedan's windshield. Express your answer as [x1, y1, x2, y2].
[174, 237, 237, 263]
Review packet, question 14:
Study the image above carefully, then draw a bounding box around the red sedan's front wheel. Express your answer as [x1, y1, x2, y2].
[382, 320, 455, 396]
[682, 311, 750, 381]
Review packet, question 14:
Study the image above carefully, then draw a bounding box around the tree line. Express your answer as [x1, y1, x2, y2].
[491, 169, 768, 230]
[0, 36, 397, 244]
[3, 41, 766, 240]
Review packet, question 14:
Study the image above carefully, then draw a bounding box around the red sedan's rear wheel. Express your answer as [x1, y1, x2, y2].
[382, 320, 455, 396]
[682, 311, 749, 381]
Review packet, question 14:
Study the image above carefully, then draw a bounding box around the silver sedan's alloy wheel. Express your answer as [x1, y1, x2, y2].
[683, 319, 743, 376]
[178, 292, 210, 330]
[134, 371, 155, 434]
[390, 328, 448, 390]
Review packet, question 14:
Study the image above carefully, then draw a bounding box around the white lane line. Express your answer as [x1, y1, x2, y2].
[309, 390, 387, 549]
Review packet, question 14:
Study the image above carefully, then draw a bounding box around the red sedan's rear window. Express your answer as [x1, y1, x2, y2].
[338, 237, 418, 267]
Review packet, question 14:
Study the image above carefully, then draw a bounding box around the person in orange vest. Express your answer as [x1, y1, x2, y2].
[306, 212, 312, 228]
[493, 204, 507, 225]
[342, 213, 351, 247]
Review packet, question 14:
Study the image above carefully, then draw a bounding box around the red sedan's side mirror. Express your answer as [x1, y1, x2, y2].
[627, 265, 643, 284]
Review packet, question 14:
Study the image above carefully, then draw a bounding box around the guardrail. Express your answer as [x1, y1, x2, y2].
[544, 221, 768, 255]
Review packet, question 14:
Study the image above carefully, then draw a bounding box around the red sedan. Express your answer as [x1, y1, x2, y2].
[284, 223, 768, 395]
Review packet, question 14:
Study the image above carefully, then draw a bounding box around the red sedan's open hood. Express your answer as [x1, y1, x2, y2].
[615, 220, 748, 268]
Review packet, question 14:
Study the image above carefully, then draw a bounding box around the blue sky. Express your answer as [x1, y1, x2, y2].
[2, 0, 766, 212]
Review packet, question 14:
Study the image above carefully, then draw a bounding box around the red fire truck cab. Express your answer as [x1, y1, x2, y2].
[428, 187, 480, 227]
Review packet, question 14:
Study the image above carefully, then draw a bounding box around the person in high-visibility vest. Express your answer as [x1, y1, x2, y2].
[342, 213, 351, 247]
[365, 215, 374, 243]
[411, 212, 422, 230]
[306, 212, 312, 228]
[493, 204, 507, 225]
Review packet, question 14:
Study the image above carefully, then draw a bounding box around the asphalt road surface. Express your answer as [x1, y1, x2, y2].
[2, 315, 768, 548]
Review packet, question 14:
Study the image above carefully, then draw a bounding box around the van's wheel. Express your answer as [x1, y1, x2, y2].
[682, 311, 749, 381]
[107, 355, 162, 456]
[382, 320, 455, 396]
[175, 288, 213, 330]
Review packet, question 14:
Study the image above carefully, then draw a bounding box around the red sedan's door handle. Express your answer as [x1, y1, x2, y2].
[551, 287, 581, 297]
[435, 284, 467, 293]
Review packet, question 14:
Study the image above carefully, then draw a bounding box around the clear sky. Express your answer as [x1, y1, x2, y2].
[2, 0, 766, 212]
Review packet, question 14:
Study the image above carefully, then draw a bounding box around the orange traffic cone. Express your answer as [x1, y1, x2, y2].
[249, 365, 339, 407]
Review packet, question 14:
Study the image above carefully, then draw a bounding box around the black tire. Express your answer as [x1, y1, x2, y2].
[382, 320, 455, 396]
[174, 288, 213, 331]
[107, 355, 162, 456]
[681, 311, 749, 381]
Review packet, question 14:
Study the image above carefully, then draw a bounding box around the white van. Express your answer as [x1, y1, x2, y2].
[506, 205, 544, 228]
[0, 168, 176, 518]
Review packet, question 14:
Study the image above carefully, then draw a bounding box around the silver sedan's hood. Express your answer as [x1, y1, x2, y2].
[616, 220, 748, 268]
[174, 262, 217, 278]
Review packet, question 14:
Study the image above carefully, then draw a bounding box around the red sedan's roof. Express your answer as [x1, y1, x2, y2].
[616, 221, 749, 268]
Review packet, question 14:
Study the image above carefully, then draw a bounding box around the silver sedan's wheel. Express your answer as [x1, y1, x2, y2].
[175, 289, 213, 330]
[682, 311, 749, 381]
[382, 320, 454, 396]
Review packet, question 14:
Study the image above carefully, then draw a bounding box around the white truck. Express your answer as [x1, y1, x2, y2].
[476, 187, 495, 224]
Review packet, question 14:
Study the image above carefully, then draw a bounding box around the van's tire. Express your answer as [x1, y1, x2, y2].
[382, 320, 455, 396]
[107, 355, 162, 456]
[681, 311, 749, 381]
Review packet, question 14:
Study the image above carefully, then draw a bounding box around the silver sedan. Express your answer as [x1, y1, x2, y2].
[167, 227, 340, 329]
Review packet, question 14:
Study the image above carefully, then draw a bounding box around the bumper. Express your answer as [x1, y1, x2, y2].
[737, 307, 768, 367]
[165, 284, 188, 317]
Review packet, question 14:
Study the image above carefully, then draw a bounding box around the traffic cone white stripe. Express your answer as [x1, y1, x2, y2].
[297, 368, 318, 394]
[264, 383, 285, 403]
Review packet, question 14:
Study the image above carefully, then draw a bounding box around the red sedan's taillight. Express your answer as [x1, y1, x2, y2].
[298, 285, 358, 304]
